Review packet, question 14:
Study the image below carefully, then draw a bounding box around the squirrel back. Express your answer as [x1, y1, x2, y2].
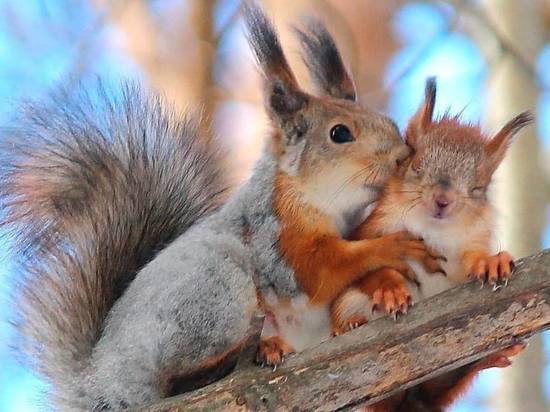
[0, 82, 225, 408]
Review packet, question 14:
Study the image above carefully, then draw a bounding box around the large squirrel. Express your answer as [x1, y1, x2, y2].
[1, 6, 440, 411]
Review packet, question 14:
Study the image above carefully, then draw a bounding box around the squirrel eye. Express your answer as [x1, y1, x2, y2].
[330, 124, 355, 144]
[410, 163, 422, 178]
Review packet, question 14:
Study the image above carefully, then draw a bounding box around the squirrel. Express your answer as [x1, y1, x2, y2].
[330, 78, 532, 411]
[1, 5, 440, 411]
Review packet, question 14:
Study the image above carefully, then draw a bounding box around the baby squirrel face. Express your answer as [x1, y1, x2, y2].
[394, 78, 532, 226]
[402, 121, 493, 222]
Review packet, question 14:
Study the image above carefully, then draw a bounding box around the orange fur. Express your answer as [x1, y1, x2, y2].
[363, 345, 525, 412]
[256, 336, 294, 367]
[274, 172, 430, 305]
[338, 80, 530, 411]
[331, 268, 411, 335]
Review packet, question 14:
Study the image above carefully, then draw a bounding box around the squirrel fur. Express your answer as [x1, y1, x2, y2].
[331, 78, 532, 411]
[1, 5, 440, 411]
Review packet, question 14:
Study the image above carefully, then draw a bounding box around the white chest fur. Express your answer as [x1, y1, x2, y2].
[395, 206, 491, 300]
[261, 289, 331, 351]
[301, 168, 378, 237]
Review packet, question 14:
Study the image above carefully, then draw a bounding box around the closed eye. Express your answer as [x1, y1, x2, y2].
[470, 186, 485, 198]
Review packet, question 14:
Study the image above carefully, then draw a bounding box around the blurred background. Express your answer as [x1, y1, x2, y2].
[0, 0, 549, 411]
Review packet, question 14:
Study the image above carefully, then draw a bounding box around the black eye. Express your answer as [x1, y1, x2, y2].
[330, 124, 355, 143]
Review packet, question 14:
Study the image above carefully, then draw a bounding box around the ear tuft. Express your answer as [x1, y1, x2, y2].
[405, 77, 437, 149]
[243, 3, 307, 117]
[484, 111, 534, 174]
[492, 111, 534, 143]
[243, 4, 293, 82]
[294, 19, 356, 101]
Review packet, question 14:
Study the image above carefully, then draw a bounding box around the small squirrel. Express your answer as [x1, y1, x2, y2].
[1, 6, 439, 411]
[331, 78, 532, 411]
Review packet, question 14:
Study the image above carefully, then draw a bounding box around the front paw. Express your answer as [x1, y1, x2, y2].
[256, 336, 294, 371]
[468, 251, 515, 289]
[371, 268, 413, 319]
[377, 231, 446, 282]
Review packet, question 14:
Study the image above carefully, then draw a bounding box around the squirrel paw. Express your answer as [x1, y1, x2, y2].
[379, 232, 447, 282]
[371, 269, 413, 319]
[468, 251, 515, 289]
[331, 314, 368, 336]
[256, 336, 294, 370]
[472, 343, 526, 372]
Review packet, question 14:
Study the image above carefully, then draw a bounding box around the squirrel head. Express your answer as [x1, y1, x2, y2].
[398, 78, 533, 222]
[244, 5, 409, 205]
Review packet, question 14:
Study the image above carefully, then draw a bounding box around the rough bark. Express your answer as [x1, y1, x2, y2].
[139, 249, 550, 412]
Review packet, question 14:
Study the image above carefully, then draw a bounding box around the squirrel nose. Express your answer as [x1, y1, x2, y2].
[435, 196, 450, 209]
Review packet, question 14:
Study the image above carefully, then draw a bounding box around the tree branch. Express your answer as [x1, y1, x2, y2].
[140, 249, 550, 411]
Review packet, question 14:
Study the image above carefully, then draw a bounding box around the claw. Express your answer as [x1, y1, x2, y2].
[437, 269, 447, 277]
[505, 279, 509, 287]
[493, 283, 503, 292]
[479, 280, 485, 289]
[272, 364, 277, 372]
[392, 312, 398, 321]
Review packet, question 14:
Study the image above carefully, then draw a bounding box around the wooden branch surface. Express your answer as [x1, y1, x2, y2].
[141, 249, 550, 412]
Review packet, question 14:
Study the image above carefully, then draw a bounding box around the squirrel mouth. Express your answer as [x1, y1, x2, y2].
[431, 210, 451, 220]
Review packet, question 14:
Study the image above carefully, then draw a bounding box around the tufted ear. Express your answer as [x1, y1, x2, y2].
[294, 19, 356, 101]
[244, 4, 308, 119]
[405, 77, 437, 150]
[484, 111, 533, 176]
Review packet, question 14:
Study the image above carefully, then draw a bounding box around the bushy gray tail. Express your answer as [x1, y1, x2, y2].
[0, 81, 226, 408]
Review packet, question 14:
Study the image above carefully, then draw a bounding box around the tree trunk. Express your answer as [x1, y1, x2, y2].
[482, 0, 549, 411]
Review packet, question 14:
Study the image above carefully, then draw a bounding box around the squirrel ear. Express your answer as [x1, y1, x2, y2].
[294, 19, 356, 101]
[244, 4, 308, 118]
[484, 111, 533, 174]
[405, 77, 437, 149]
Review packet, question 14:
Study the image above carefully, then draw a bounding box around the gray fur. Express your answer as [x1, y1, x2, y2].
[2, 73, 299, 412]
[1, 4, 386, 411]
[0, 81, 249, 410]
[294, 19, 356, 101]
[419, 129, 485, 188]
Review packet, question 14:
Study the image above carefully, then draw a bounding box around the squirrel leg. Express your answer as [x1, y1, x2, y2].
[424, 343, 526, 409]
[256, 336, 294, 369]
[373, 343, 527, 412]
[255, 306, 294, 368]
[330, 268, 412, 336]
[331, 287, 370, 336]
